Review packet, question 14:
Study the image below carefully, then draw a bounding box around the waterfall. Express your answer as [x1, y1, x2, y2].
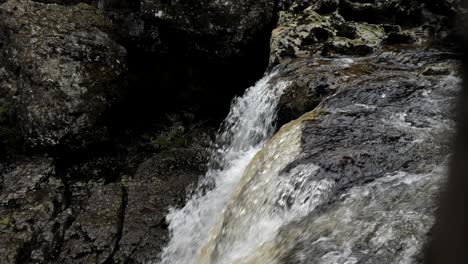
[159, 72, 290, 264]
[196, 111, 335, 264]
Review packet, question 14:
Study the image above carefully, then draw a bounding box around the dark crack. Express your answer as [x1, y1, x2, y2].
[103, 183, 128, 264]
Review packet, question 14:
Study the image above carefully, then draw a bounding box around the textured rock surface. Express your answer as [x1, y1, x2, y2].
[0, 157, 67, 264]
[0, 113, 214, 263]
[114, 123, 212, 263]
[269, 0, 459, 67]
[59, 183, 124, 264]
[0, 0, 127, 149]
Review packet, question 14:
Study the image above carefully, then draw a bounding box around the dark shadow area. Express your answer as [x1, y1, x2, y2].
[424, 0, 468, 262]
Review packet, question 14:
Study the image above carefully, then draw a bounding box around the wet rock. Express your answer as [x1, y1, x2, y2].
[322, 37, 375, 56]
[422, 66, 453, 76]
[272, 58, 349, 127]
[0, 0, 127, 149]
[278, 168, 443, 264]
[297, 53, 459, 188]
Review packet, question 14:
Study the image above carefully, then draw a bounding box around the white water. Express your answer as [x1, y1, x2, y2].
[158, 72, 289, 264]
[197, 115, 335, 264]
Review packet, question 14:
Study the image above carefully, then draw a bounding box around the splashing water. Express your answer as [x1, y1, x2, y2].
[197, 114, 335, 264]
[158, 72, 290, 264]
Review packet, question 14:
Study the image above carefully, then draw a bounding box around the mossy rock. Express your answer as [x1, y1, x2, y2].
[322, 37, 375, 56]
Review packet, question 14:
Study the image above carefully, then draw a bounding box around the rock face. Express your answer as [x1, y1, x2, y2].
[0, 0, 127, 149]
[0, 113, 214, 263]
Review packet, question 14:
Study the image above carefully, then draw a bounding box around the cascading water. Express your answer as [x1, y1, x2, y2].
[159, 72, 290, 264]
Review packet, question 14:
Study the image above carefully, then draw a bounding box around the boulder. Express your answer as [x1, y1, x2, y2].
[0, 0, 127, 149]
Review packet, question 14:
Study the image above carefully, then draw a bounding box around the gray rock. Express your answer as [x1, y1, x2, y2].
[0, 0, 127, 149]
[0, 157, 67, 264]
[59, 183, 125, 264]
[272, 58, 346, 127]
[115, 129, 211, 263]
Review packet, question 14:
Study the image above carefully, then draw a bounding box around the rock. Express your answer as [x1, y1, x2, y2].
[32, 0, 95, 4]
[422, 66, 453, 76]
[278, 0, 339, 15]
[59, 183, 125, 264]
[273, 46, 460, 145]
[272, 58, 348, 127]
[425, 0, 462, 16]
[0, 0, 127, 149]
[113, 121, 213, 263]
[269, 48, 460, 263]
[339, 0, 426, 25]
[270, 8, 338, 65]
[383, 31, 418, 44]
[125, 0, 275, 59]
[270, 7, 388, 66]
[269, 0, 458, 67]
[0, 157, 67, 264]
[322, 37, 375, 56]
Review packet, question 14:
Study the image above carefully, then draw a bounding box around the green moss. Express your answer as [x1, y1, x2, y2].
[354, 23, 385, 45]
[70, 3, 112, 30]
[150, 127, 188, 150]
[0, 216, 11, 226]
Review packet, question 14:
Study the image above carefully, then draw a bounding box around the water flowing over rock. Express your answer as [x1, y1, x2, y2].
[159, 73, 290, 264]
[190, 47, 460, 263]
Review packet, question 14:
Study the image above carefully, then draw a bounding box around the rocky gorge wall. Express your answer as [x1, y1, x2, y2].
[0, 0, 464, 263]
